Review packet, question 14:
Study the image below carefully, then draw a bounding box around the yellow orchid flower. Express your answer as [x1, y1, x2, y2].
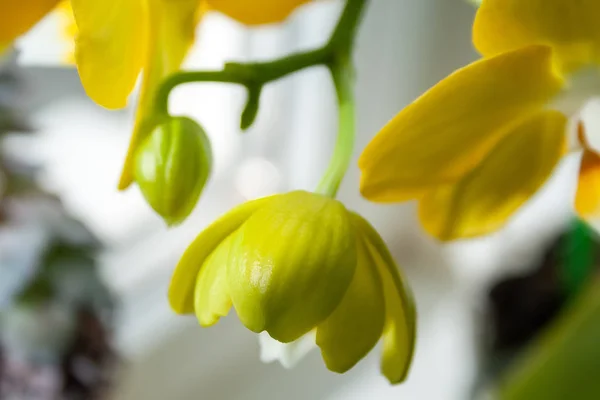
[168, 190, 416, 384]
[0, 0, 312, 189]
[75, 0, 312, 190]
[0, 0, 62, 52]
[359, 0, 600, 241]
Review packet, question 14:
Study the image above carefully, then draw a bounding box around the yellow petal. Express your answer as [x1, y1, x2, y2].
[56, 1, 76, 64]
[575, 149, 600, 217]
[206, 0, 310, 25]
[71, 0, 147, 109]
[419, 110, 567, 241]
[350, 213, 416, 384]
[168, 195, 274, 314]
[227, 191, 356, 343]
[359, 45, 564, 202]
[194, 234, 233, 326]
[473, 0, 600, 71]
[0, 0, 60, 44]
[316, 236, 385, 374]
[118, 0, 207, 190]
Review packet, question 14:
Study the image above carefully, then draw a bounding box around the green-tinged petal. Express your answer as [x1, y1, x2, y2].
[71, 0, 147, 109]
[0, 0, 60, 44]
[474, 0, 600, 72]
[351, 213, 416, 384]
[206, 0, 311, 25]
[228, 191, 356, 343]
[168, 195, 274, 314]
[316, 236, 385, 374]
[118, 0, 207, 190]
[359, 45, 564, 202]
[419, 110, 567, 241]
[194, 234, 233, 326]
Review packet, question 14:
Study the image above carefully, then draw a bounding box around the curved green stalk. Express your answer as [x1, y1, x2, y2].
[315, 61, 356, 197]
[153, 46, 330, 123]
[151, 0, 367, 198]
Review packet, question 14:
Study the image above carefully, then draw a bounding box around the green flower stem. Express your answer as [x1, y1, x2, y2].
[328, 0, 365, 56]
[153, 0, 367, 197]
[154, 47, 330, 126]
[315, 61, 356, 197]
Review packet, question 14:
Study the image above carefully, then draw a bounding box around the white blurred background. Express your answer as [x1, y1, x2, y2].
[10, 0, 580, 398]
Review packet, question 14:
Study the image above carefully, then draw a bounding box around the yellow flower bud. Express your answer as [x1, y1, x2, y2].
[134, 116, 212, 226]
[168, 190, 416, 383]
[227, 191, 357, 342]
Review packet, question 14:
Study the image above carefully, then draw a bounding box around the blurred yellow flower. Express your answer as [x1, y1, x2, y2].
[0, 0, 62, 52]
[0, 0, 312, 189]
[360, 0, 600, 241]
[168, 190, 416, 383]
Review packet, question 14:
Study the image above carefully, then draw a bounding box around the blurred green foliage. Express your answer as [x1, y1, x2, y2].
[500, 277, 600, 399]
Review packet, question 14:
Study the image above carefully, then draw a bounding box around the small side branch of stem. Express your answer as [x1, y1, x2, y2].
[154, 0, 366, 128]
[153, 0, 367, 197]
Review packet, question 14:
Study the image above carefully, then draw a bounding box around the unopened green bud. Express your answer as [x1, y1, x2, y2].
[134, 116, 212, 226]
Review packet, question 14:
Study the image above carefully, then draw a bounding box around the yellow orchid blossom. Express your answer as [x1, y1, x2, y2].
[0, 0, 312, 189]
[0, 0, 62, 51]
[168, 190, 416, 384]
[360, 0, 600, 241]
[74, 0, 313, 190]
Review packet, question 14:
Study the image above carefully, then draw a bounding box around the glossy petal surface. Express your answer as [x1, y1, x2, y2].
[71, 0, 147, 109]
[168, 195, 273, 314]
[351, 213, 416, 384]
[194, 234, 234, 326]
[228, 191, 356, 342]
[419, 110, 567, 241]
[359, 45, 563, 202]
[474, 0, 600, 71]
[316, 237, 385, 373]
